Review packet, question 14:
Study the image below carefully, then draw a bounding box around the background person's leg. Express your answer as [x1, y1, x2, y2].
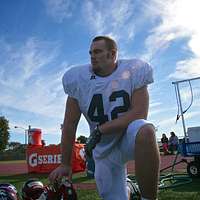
[163, 143, 169, 155]
[169, 144, 174, 154]
[135, 124, 160, 200]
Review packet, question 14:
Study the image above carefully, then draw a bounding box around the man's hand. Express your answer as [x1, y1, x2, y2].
[48, 164, 72, 183]
[85, 127, 102, 157]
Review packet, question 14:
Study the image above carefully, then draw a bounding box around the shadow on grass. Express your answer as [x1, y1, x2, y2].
[170, 178, 200, 192]
[158, 176, 200, 199]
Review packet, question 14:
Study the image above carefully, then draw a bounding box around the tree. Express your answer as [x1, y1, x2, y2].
[8, 142, 21, 150]
[0, 116, 10, 152]
[76, 135, 87, 144]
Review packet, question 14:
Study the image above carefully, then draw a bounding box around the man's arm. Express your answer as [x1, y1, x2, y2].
[49, 96, 81, 182]
[99, 86, 149, 134]
[61, 96, 81, 166]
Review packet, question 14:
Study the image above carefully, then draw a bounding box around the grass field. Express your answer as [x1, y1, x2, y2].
[0, 159, 200, 199]
[0, 160, 26, 164]
[0, 172, 200, 200]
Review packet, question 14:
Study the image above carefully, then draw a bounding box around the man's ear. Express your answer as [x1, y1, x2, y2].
[111, 49, 117, 59]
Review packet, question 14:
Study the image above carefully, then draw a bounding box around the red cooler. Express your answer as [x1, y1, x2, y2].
[28, 128, 42, 146]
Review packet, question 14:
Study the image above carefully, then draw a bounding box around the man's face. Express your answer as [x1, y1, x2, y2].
[89, 40, 114, 73]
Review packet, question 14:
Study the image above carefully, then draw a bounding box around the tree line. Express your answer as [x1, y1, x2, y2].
[0, 115, 88, 160]
[0, 116, 10, 152]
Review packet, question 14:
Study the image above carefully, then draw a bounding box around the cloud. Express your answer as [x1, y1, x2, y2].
[150, 101, 163, 108]
[0, 38, 59, 88]
[143, 0, 200, 79]
[149, 107, 175, 118]
[0, 37, 67, 120]
[184, 111, 200, 121]
[168, 58, 200, 79]
[81, 0, 136, 42]
[156, 106, 200, 139]
[158, 116, 176, 127]
[149, 101, 166, 117]
[179, 85, 199, 103]
[44, 0, 76, 23]
[173, 84, 200, 118]
[77, 115, 90, 137]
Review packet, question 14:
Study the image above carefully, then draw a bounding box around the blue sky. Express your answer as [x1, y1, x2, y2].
[0, 0, 200, 145]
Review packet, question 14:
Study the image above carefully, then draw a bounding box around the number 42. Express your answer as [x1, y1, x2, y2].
[87, 90, 130, 125]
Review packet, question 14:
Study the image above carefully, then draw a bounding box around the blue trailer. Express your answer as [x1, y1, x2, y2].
[172, 77, 200, 178]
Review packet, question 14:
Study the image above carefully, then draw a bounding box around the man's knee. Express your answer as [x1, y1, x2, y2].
[136, 124, 156, 145]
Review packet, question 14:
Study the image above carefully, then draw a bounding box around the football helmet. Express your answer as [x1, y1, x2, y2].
[34, 178, 77, 200]
[42, 184, 60, 200]
[126, 177, 141, 200]
[21, 179, 45, 200]
[59, 178, 77, 200]
[0, 183, 19, 200]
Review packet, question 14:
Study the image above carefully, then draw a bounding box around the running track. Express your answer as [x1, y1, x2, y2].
[0, 155, 191, 190]
[0, 154, 190, 176]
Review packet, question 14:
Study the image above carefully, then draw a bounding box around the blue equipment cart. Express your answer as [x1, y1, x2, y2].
[172, 77, 200, 178]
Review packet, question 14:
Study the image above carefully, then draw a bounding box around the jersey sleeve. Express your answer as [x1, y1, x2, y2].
[131, 60, 154, 89]
[62, 67, 79, 100]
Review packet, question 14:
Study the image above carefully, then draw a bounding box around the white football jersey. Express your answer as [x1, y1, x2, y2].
[62, 59, 153, 158]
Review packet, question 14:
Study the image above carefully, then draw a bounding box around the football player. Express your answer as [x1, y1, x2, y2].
[49, 36, 160, 200]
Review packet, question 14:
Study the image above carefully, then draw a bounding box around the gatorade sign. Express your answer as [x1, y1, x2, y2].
[28, 153, 62, 167]
[27, 143, 86, 173]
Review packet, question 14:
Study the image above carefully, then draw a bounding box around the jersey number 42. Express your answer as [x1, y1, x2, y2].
[87, 90, 130, 125]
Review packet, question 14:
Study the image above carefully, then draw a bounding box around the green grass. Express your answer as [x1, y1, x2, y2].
[77, 190, 99, 200]
[0, 160, 26, 164]
[158, 178, 200, 200]
[0, 172, 200, 199]
[0, 173, 98, 199]
[0, 160, 199, 200]
[0, 172, 95, 189]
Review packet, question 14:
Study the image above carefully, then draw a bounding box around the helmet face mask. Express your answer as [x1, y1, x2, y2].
[126, 177, 141, 200]
[43, 178, 77, 200]
[59, 179, 77, 200]
[43, 185, 61, 200]
[36, 178, 76, 200]
[0, 183, 18, 194]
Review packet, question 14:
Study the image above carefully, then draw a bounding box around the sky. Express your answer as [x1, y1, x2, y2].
[0, 0, 200, 145]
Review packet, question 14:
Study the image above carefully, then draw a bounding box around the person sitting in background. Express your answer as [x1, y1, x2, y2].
[161, 133, 169, 155]
[168, 131, 179, 154]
